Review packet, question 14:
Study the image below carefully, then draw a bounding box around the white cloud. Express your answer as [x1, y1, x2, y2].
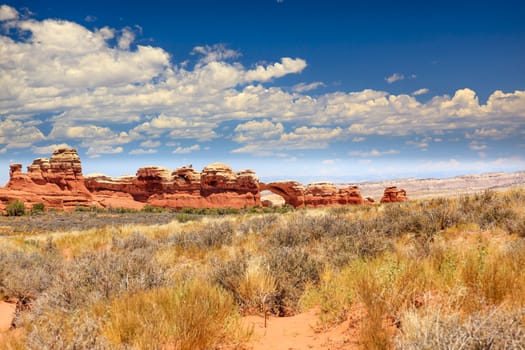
[118, 27, 135, 50]
[0, 5, 18, 21]
[140, 140, 161, 148]
[1, 9, 524, 161]
[129, 148, 157, 155]
[349, 149, 399, 157]
[412, 88, 429, 96]
[244, 57, 307, 82]
[86, 145, 123, 157]
[466, 128, 514, 140]
[292, 82, 325, 93]
[469, 142, 487, 151]
[385, 73, 404, 84]
[32, 143, 72, 154]
[191, 44, 240, 63]
[173, 144, 200, 154]
[321, 159, 339, 165]
[0, 118, 45, 148]
[234, 119, 284, 142]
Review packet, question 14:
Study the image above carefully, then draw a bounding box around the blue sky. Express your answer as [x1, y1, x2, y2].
[1, 0, 524, 185]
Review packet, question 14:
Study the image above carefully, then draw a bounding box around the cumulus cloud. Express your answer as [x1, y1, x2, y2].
[349, 149, 400, 157]
[0, 5, 18, 21]
[173, 144, 200, 154]
[466, 128, 515, 140]
[412, 88, 429, 96]
[292, 82, 325, 93]
[0, 8, 524, 161]
[129, 148, 157, 155]
[86, 145, 123, 158]
[140, 140, 161, 148]
[32, 143, 72, 154]
[469, 142, 487, 151]
[385, 73, 404, 83]
[0, 118, 45, 149]
[191, 44, 240, 63]
[244, 57, 307, 82]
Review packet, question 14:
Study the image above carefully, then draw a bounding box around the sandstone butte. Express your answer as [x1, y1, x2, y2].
[0, 148, 408, 212]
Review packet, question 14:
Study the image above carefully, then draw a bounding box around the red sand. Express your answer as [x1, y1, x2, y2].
[242, 307, 362, 350]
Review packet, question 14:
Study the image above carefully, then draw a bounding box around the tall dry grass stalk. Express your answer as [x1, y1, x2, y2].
[100, 278, 250, 350]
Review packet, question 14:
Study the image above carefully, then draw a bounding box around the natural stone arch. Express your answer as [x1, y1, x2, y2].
[259, 182, 306, 208]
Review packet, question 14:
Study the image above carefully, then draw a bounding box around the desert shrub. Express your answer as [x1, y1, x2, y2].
[238, 213, 280, 235]
[174, 212, 200, 223]
[460, 241, 525, 308]
[396, 307, 525, 350]
[107, 206, 137, 214]
[141, 204, 166, 213]
[211, 254, 248, 305]
[36, 245, 166, 313]
[0, 248, 59, 305]
[30, 202, 45, 214]
[264, 247, 322, 315]
[25, 310, 109, 350]
[321, 218, 392, 266]
[211, 255, 277, 314]
[101, 279, 248, 350]
[6, 200, 25, 216]
[169, 220, 235, 249]
[265, 213, 338, 248]
[300, 268, 354, 326]
[111, 231, 156, 251]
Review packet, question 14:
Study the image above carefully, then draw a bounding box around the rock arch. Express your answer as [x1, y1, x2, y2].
[259, 181, 306, 208]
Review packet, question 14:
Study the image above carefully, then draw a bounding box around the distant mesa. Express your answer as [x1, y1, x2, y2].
[0, 147, 407, 212]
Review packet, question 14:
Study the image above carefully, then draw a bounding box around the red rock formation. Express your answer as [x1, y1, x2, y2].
[1, 148, 379, 213]
[0, 148, 95, 210]
[260, 181, 306, 207]
[85, 162, 261, 209]
[380, 186, 408, 203]
[260, 181, 365, 207]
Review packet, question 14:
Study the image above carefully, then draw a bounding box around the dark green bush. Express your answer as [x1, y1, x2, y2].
[6, 200, 25, 216]
[31, 202, 46, 214]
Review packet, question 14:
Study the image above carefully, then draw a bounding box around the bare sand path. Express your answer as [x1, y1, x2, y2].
[242, 308, 361, 350]
[0, 301, 16, 332]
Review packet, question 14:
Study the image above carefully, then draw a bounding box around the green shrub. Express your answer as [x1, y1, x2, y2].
[6, 200, 25, 216]
[31, 202, 45, 214]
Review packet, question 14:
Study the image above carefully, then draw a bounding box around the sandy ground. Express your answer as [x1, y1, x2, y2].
[241, 307, 364, 350]
[0, 301, 16, 332]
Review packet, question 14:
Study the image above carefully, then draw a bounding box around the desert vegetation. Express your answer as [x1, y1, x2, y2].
[1, 189, 525, 349]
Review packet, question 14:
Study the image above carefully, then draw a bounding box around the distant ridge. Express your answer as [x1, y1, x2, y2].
[354, 170, 525, 200]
